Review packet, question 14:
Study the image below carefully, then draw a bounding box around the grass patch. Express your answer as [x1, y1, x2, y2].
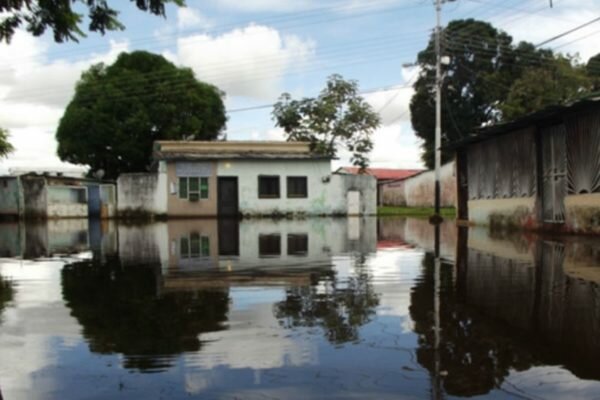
[377, 206, 456, 218]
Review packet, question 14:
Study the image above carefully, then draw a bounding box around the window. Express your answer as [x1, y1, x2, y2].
[259, 234, 281, 257]
[180, 233, 210, 258]
[258, 176, 280, 198]
[287, 176, 308, 198]
[179, 177, 209, 201]
[287, 234, 308, 256]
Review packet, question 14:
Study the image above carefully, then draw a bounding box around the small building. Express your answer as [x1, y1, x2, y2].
[117, 141, 377, 218]
[0, 173, 116, 219]
[453, 95, 600, 234]
[336, 167, 423, 205]
[379, 161, 456, 207]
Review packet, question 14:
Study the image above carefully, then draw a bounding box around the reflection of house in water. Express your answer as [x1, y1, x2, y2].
[117, 218, 377, 280]
[0, 220, 117, 259]
[411, 227, 600, 397]
[377, 217, 457, 261]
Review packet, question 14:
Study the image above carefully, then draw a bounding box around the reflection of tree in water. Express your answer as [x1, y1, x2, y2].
[62, 256, 229, 372]
[274, 254, 379, 344]
[0, 276, 14, 322]
[409, 253, 541, 397]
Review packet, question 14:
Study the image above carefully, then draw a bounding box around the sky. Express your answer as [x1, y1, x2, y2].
[0, 0, 599, 175]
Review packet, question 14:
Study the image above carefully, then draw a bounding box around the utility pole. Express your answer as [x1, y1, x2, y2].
[433, 0, 443, 221]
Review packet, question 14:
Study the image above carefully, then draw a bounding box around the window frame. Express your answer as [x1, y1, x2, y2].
[258, 175, 280, 199]
[179, 176, 209, 201]
[286, 176, 308, 198]
[180, 233, 210, 259]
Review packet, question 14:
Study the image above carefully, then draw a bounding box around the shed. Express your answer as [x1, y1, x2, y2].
[451, 94, 600, 234]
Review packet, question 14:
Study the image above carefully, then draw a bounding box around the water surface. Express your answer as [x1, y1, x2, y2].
[0, 217, 599, 399]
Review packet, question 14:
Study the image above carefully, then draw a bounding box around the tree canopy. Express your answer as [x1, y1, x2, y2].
[272, 74, 380, 170]
[56, 51, 227, 179]
[410, 19, 595, 168]
[0, 128, 14, 158]
[0, 0, 184, 43]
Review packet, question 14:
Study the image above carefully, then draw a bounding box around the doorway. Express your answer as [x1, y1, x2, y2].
[541, 125, 567, 223]
[347, 190, 361, 216]
[218, 177, 239, 217]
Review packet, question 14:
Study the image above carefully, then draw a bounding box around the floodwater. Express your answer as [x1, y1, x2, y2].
[0, 217, 599, 399]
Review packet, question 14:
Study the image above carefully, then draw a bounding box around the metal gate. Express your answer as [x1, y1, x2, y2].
[541, 125, 567, 223]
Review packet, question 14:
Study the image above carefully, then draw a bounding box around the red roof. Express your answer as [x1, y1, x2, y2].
[338, 167, 423, 181]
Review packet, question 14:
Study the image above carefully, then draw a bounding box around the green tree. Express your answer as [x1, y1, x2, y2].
[56, 51, 226, 179]
[0, 128, 14, 158]
[501, 56, 592, 121]
[62, 257, 229, 371]
[587, 53, 600, 89]
[410, 19, 591, 168]
[0, 0, 184, 43]
[272, 74, 380, 170]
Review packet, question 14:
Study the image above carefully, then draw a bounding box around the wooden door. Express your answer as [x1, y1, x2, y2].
[218, 177, 239, 217]
[541, 125, 567, 223]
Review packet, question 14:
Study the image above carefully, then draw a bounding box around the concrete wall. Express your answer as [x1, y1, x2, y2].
[466, 193, 600, 234]
[0, 178, 21, 217]
[21, 177, 47, 218]
[166, 161, 218, 217]
[329, 173, 377, 215]
[117, 172, 167, 217]
[46, 186, 88, 218]
[380, 161, 456, 207]
[380, 180, 406, 206]
[217, 159, 335, 216]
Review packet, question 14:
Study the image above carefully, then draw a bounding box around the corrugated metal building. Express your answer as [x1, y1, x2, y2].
[452, 95, 600, 234]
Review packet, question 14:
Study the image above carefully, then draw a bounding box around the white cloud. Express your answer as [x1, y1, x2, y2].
[364, 86, 414, 126]
[493, 3, 600, 62]
[175, 24, 315, 98]
[0, 32, 128, 173]
[177, 7, 213, 30]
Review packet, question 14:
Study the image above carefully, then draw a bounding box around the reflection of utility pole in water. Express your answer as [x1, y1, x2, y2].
[431, 222, 443, 400]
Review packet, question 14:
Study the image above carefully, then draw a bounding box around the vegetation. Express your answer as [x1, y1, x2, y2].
[273, 74, 381, 170]
[62, 257, 229, 371]
[0, 128, 14, 158]
[0, 0, 184, 43]
[275, 253, 379, 344]
[378, 206, 456, 217]
[410, 19, 595, 168]
[56, 51, 226, 179]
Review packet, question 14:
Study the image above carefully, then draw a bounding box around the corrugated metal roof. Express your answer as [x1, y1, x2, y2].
[447, 93, 600, 150]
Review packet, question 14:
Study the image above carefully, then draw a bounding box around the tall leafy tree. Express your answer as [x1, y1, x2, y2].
[56, 51, 226, 179]
[587, 53, 600, 89]
[0, 128, 14, 158]
[501, 56, 592, 120]
[410, 19, 592, 168]
[272, 74, 380, 170]
[0, 0, 184, 43]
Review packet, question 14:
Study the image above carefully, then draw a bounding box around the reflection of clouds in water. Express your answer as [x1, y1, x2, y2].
[188, 290, 318, 372]
[504, 366, 600, 400]
[0, 261, 82, 397]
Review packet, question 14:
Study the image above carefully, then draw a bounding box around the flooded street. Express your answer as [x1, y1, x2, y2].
[0, 217, 599, 399]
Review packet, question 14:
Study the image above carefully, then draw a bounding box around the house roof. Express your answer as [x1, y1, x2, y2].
[154, 140, 331, 161]
[336, 167, 424, 181]
[448, 93, 600, 150]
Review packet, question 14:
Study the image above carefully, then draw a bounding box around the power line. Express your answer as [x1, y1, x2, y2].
[535, 16, 600, 47]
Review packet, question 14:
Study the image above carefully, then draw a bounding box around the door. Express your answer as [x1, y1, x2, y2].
[218, 219, 239, 256]
[87, 185, 100, 217]
[218, 177, 239, 217]
[541, 125, 567, 223]
[347, 190, 360, 215]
